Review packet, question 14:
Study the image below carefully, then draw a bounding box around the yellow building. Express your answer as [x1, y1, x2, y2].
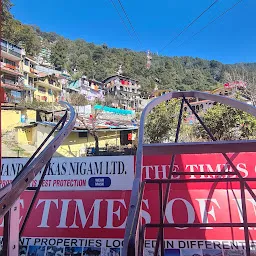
[34, 74, 62, 103]
[57, 129, 121, 157]
[15, 122, 138, 157]
[2, 108, 37, 131]
[22, 56, 39, 102]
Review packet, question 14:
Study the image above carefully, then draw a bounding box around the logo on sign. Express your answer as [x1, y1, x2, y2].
[88, 177, 111, 188]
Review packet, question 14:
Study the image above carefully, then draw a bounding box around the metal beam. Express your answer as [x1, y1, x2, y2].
[0, 102, 76, 219]
[2, 199, 20, 256]
[154, 98, 184, 256]
[145, 223, 256, 228]
[123, 91, 256, 256]
[19, 160, 51, 237]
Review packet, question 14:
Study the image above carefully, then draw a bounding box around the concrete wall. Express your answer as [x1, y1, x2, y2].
[16, 126, 36, 145]
[2, 110, 21, 131]
[36, 124, 54, 149]
[2, 109, 37, 132]
[56, 130, 121, 157]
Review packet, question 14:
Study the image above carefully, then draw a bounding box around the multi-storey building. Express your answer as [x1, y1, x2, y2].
[103, 75, 142, 110]
[34, 74, 62, 102]
[66, 76, 105, 102]
[0, 39, 25, 103]
[22, 56, 39, 102]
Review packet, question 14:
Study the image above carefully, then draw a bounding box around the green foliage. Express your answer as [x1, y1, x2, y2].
[15, 25, 41, 56]
[50, 38, 69, 69]
[144, 99, 181, 143]
[194, 103, 256, 140]
[68, 93, 89, 106]
[3, 0, 256, 94]
[1, 0, 13, 21]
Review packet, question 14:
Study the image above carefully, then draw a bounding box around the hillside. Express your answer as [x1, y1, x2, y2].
[2, 0, 256, 95]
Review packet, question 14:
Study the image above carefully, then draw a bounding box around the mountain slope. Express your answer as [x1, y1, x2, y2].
[2, 0, 256, 95]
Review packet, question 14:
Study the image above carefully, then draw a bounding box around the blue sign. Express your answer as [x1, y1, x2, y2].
[88, 177, 111, 188]
[21, 114, 26, 123]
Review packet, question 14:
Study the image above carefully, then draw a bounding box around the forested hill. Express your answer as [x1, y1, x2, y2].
[2, 0, 256, 94]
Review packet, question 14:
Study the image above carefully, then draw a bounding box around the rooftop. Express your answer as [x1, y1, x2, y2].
[102, 74, 138, 83]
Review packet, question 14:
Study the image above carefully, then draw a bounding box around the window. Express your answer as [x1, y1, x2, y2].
[38, 86, 46, 93]
[78, 132, 88, 138]
[48, 89, 53, 95]
[120, 130, 131, 145]
[24, 59, 29, 66]
[28, 77, 34, 85]
[24, 72, 28, 80]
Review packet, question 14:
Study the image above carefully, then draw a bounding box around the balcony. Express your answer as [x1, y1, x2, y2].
[0, 62, 22, 76]
[1, 40, 22, 60]
[35, 79, 62, 91]
[1, 79, 24, 91]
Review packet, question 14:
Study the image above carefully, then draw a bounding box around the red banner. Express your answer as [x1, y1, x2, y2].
[0, 189, 250, 241]
[141, 153, 256, 189]
[1, 153, 256, 252]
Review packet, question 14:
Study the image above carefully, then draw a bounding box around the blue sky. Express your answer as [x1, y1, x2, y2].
[12, 0, 255, 64]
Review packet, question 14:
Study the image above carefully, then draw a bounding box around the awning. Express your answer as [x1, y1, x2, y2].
[94, 104, 135, 115]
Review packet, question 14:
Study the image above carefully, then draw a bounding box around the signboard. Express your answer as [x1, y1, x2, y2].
[1, 156, 134, 191]
[1, 153, 256, 255]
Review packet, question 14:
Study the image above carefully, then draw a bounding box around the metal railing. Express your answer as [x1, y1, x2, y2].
[123, 91, 256, 256]
[0, 101, 76, 255]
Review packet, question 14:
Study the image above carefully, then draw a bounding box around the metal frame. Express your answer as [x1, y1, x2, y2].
[122, 91, 256, 256]
[0, 101, 76, 255]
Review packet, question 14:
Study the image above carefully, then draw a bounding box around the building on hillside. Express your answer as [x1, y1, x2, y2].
[102, 75, 142, 110]
[150, 89, 171, 98]
[21, 56, 39, 102]
[0, 39, 25, 103]
[66, 76, 105, 101]
[34, 74, 62, 102]
[36, 39, 52, 67]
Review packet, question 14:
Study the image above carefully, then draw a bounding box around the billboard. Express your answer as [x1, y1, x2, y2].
[1, 154, 256, 255]
[1, 156, 134, 191]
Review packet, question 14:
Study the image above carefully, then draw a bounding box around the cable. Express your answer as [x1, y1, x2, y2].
[177, 0, 243, 48]
[109, 0, 134, 40]
[159, 0, 220, 53]
[116, 0, 142, 47]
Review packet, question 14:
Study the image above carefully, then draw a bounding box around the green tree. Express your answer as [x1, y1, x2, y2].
[195, 103, 256, 140]
[1, 0, 13, 21]
[144, 99, 182, 143]
[14, 25, 41, 56]
[50, 38, 69, 69]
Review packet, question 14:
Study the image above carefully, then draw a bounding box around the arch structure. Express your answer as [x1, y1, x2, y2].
[0, 101, 76, 255]
[122, 91, 256, 256]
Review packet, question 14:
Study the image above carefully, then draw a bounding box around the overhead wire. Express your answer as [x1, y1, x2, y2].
[176, 0, 243, 48]
[159, 0, 220, 53]
[109, 0, 134, 41]
[116, 0, 142, 47]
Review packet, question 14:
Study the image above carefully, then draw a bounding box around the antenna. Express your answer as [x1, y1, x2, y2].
[146, 50, 152, 69]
